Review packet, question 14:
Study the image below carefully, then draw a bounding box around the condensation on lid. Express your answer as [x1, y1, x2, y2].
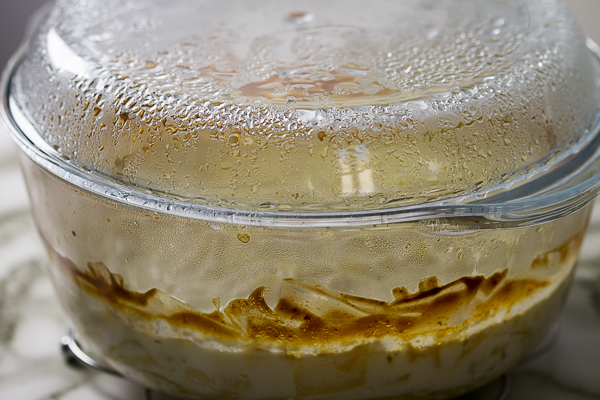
[8, 0, 600, 211]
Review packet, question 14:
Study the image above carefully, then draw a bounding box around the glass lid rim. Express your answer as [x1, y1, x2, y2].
[4, 29, 600, 228]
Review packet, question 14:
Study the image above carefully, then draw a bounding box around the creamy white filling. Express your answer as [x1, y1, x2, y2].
[57, 264, 571, 400]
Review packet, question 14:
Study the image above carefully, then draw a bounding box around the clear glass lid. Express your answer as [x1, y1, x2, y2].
[5, 0, 600, 212]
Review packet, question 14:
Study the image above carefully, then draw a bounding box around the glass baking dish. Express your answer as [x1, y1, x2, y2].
[3, 0, 600, 399]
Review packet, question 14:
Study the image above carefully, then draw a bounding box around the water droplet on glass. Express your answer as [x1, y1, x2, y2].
[286, 11, 314, 24]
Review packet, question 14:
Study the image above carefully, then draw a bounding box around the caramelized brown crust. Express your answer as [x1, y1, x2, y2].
[531, 227, 586, 269]
[43, 230, 583, 346]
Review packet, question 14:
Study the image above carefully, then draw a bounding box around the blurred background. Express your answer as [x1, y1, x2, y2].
[565, 0, 600, 45]
[1, 0, 600, 73]
[0, 0, 48, 70]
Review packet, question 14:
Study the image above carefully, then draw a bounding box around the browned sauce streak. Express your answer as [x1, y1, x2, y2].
[237, 72, 399, 102]
[43, 231, 582, 345]
[531, 227, 585, 269]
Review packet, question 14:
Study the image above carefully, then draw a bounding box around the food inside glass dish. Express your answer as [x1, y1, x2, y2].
[3, 0, 600, 399]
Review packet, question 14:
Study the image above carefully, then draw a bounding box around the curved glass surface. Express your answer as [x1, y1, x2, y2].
[3, 41, 600, 227]
[4, 0, 600, 214]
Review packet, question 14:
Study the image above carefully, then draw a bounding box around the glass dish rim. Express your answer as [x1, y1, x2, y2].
[4, 26, 600, 228]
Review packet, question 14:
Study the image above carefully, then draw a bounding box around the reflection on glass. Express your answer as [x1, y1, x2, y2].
[337, 145, 375, 196]
[47, 28, 94, 78]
